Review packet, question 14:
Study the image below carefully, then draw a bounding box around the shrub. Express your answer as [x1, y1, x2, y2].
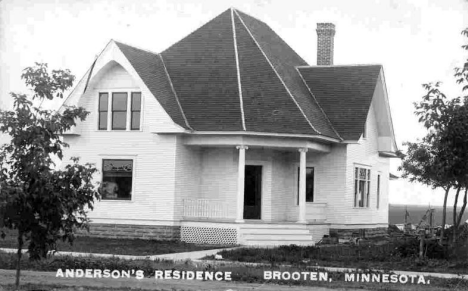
[393, 237, 448, 259]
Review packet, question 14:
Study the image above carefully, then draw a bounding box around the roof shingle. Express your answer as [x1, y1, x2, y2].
[115, 41, 189, 129]
[298, 65, 382, 140]
[113, 9, 382, 141]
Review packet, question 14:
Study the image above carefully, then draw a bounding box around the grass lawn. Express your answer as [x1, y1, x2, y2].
[0, 235, 229, 256]
[0, 253, 467, 291]
[205, 244, 468, 274]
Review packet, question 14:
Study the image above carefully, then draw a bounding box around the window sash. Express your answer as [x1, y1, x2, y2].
[98, 93, 108, 130]
[112, 93, 127, 130]
[131, 92, 141, 130]
[98, 91, 141, 130]
[297, 167, 314, 204]
[354, 167, 370, 208]
[377, 174, 380, 209]
[102, 159, 133, 200]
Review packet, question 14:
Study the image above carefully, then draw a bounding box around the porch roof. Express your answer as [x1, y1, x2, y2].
[182, 134, 331, 153]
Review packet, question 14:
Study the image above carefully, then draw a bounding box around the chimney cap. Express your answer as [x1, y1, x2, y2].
[317, 23, 336, 29]
[316, 23, 336, 35]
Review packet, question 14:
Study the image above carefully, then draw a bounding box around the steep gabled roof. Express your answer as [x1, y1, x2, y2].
[159, 8, 340, 138]
[298, 65, 382, 140]
[82, 9, 389, 142]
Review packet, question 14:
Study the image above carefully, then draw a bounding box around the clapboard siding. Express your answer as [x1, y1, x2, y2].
[282, 145, 347, 222]
[198, 148, 238, 219]
[271, 151, 294, 221]
[343, 102, 390, 226]
[62, 63, 178, 224]
[174, 139, 202, 220]
[307, 145, 348, 224]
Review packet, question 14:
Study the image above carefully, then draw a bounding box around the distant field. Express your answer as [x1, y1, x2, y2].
[389, 204, 468, 226]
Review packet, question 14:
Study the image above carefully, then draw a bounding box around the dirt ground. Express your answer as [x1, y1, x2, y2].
[0, 269, 464, 291]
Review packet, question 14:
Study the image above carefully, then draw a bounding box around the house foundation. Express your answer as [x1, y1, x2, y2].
[329, 227, 388, 240]
[77, 223, 181, 240]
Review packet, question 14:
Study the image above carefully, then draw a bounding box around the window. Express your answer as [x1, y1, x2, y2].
[101, 159, 133, 200]
[131, 92, 141, 130]
[98, 91, 141, 130]
[354, 167, 370, 207]
[377, 174, 381, 209]
[112, 92, 128, 130]
[98, 93, 108, 130]
[297, 167, 314, 204]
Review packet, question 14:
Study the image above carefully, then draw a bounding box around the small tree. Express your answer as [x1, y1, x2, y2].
[400, 28, 468, 245]
[0, 63, 100, 289]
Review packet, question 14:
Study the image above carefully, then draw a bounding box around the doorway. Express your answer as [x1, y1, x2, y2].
[243, 165, 262, 219]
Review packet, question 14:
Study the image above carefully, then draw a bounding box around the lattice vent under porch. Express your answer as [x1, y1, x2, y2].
[181, 226, 238, 245]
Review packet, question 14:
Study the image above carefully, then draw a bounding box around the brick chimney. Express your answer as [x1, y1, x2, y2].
[316, 23, 335, 65]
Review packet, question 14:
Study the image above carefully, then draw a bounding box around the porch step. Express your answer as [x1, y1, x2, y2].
[241, 223, 312, 229]
[242, 228, 311, 235]
[240, 225, 315, 246]
[244, 239, 315, 246]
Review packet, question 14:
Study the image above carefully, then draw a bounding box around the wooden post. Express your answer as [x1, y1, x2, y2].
[419, 232, 425, 259]
[236, 145, 248, 222]
[297, 148, 308, 223]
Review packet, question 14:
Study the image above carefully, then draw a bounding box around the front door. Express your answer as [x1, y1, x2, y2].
[243, 165, 262, 219]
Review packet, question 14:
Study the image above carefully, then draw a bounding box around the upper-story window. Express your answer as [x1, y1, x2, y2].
[98, 93, 108, 130]
[98, 91, 141, 131]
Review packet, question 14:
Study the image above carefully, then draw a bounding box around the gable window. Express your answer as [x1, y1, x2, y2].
[354, 167, 370, 207]
[297, 167, 314, 204]
[98, 93, 108, 130]
[377, 174, 381, 209]
[131, 92, 141, 130]
[98, 91, 141, 131]
[112, 93, 128, 130]
[101, 159, 133, 200]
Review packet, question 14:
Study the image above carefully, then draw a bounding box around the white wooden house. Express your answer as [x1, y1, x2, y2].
[61, 8, 398, 245]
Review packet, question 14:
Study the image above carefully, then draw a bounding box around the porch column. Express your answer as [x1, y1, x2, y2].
[298, 148, 308, 223]
[236, 145, 248, 222]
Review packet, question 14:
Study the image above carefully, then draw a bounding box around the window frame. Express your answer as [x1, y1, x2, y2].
[97, 90, 142, 131]
[111, 92, 128, 130]
[131, 92, 142, 130]
[354, 165, 371, 208]
[295, 163, 317, 205]
[377, 173, 381, 209]
[100, 155, 137, 202]
[98, 93, 109, 130]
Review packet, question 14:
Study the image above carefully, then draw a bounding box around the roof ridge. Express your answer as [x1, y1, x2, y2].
[233, 9, 321, 135]
[296, 68, 343, 141]
[234, 10, 310, 67]
[162, 9, 233, 55]
[158, 54, 193, 131]
[230, 8, 246, 131]
[232, 8, 268, 25]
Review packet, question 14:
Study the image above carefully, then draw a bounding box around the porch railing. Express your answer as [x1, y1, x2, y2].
[182, 199, 229, 219]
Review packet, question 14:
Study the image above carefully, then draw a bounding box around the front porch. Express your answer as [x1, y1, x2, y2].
[180, 220, 330, 246]
[178, 134, 336, 245]
[182, 198, 328, 223]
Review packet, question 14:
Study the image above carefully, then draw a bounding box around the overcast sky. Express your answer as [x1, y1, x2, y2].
[1, 0, 468, 206]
